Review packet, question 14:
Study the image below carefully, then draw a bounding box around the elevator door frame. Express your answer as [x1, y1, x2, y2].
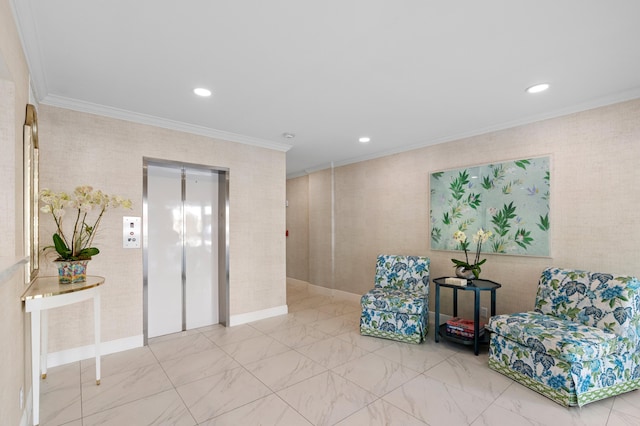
[143, 158, 229, 345]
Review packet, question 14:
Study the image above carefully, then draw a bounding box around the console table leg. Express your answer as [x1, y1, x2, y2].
[31, 309, 41, 426]
[40, 310, 48, 379]
[94, 290, 101, 385]
[435, 283, 440, 342]
[473, 290, 480, 356]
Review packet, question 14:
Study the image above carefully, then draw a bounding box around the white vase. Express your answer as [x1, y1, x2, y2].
[455, 266, 476, 280]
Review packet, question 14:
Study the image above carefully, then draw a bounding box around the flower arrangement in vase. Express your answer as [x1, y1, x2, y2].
[451, 228, 492, 279]
[40, 186, 132, 282]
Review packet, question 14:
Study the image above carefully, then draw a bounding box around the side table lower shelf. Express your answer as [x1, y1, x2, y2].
[437, 323, 491, 347]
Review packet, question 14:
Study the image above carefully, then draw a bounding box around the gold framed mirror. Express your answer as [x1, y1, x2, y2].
[24, 103, 39, 282]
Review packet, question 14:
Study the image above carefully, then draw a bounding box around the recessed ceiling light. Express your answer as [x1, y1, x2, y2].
[526, 83, 550, 94]
[359, 137, 371, 143]
[193, 88, 212, 97]
[282, 132, 296, 139]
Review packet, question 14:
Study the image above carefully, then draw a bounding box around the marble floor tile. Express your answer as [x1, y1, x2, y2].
[160, 346, 240, 387]
[606, 409, 640, 426]
[611, 389, 640, 419]
[492, 380, 613, 426]
[246, 312, 301, 334]
[423, 351, 513, 400]
[373, 339, 453, 373]
[57, 421, 82, 426]
[38, 283, 633, 426]
[80, 346, 158, 381]
[383, 374, 493, 426]
[199, 394, 313, 426]
[316, 300, 361, 316]
[277, 371, 377, 426]
[176, 366, 272, 423]
[269, 324, 331, 348]
[297, 336, 368, 369]
[335, 399, 427, 425]
[218, 334, 291, 365]
[81, 389, 195, 426]
[336, 330, 394, 352]
[287, 290, 313, 304]
[245, 349, 327, 391]
[290, 308, 334, 325]
[331, 352, 420, 397]
[39, 363, 82, 426]
[147, 328, 201, 345]
[288, 294, 335, 312]
[312, 313, 360, 336]
[81, 362, 174, 417]
[148, 332, 217, 363]
[200, 323, 264, 346]
[469, 403, 546, 426]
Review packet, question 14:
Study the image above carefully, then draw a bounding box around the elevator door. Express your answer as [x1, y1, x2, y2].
[146, 164, 219, 338]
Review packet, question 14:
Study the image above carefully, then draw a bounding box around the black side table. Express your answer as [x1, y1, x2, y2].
[434, 277, 501, 355]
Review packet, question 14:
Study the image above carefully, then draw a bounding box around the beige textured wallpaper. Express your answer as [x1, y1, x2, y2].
[286, 98, 640, 318]
[38, 105, 287, 352]
[308, 170, 333, 288]
[0, 0, 32, 422]
[286, 175, 309, 281]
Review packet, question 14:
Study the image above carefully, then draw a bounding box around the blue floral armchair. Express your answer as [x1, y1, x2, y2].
[360, 255, 430, 344]
[487, 267, 640, 407]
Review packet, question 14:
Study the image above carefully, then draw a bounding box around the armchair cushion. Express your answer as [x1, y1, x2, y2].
[361, 288, 426, 315]
[489, 311, 624, 363]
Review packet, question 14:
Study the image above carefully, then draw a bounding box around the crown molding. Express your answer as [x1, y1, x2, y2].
[40, 94, 293, 152]
[286, 89, 640, 179]
[11, 0, 48, 101]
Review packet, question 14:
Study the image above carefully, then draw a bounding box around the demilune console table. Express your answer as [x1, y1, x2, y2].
[433, 277, 501, 356]
[21, 275, 104, 426]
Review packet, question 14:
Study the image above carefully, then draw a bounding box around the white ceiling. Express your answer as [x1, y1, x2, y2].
[12, 0, 640, 178]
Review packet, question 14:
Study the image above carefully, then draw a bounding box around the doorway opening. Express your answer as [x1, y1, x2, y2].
[143, 158, 229, 343]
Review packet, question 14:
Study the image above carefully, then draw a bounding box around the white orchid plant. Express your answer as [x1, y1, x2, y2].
[40, 186, 132, 261]
[452, 228, 493, 279]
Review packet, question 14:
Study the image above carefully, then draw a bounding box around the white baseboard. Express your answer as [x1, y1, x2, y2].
[46, 334, 143, 368]
[229, 305, 289, 326]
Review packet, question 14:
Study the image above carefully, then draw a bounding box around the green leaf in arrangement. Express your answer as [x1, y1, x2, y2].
[443, 211, 451, 225]
[449, 170, 470, 201]
[78, 247, 100, 258]
[431, 227, 442, 243]
[514, 228, 534, 249]
[538, 213, 550, 231]
[53, 233, 72, 259]
[491, 201, 517, 237]
[514, 159, 531, 170]
[481, 175, 493, 190]
[466, 192, 481, 209]
[491, 239, 506, 253]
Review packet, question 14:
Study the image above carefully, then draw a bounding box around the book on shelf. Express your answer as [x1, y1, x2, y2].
[445, 317, 485, 339]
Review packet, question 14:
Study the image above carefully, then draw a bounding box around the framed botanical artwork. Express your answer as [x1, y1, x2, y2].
[430, 156, 550, 257]
[24, 104, 39, 282]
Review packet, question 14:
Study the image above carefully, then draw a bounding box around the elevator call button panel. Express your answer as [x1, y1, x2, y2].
[123, 216, 141, 248]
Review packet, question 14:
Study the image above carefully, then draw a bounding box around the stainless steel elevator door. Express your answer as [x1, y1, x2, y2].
[146, 164, 218, 338]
